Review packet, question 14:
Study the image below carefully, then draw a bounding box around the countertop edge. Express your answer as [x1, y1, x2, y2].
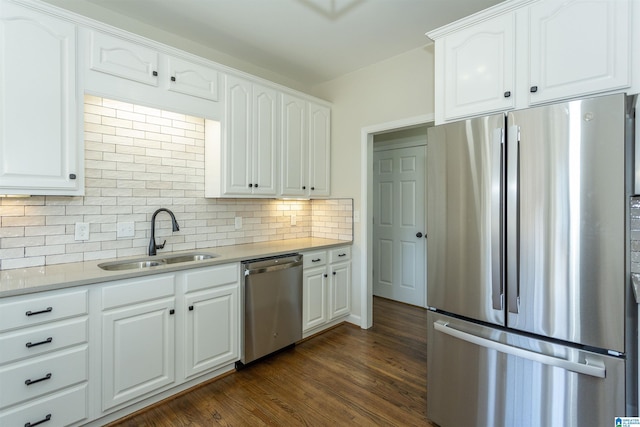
[0, 238, 352, 298]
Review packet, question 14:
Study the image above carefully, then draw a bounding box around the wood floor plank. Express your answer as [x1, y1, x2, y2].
[108, 297, 435, 426]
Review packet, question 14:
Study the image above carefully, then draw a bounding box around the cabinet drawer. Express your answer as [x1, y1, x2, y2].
[183, 263, 239, 293]
[329, 246, 351, 263]
[102, 274, 175, 310]
[0, 318, 88, 366]
[303, 251, 327, 268]
[0, 384, 87, 427]
[0, 346, 88, 410]
[0, 290, 87, 333]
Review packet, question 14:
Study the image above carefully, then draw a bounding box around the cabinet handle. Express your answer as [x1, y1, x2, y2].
[504, 91, 511, 98]
[169, 309, 175, 315]
[338, 253, 346, 257]
[189, 305, 194, 311]
[25, 373, 52, 386]
[25, 414, 51, 427]
[25, 307, 52, 317]
[26, 337, 53, 348]
[312, 258, 321, 262]
[69, 173, 76, 180]
[171, 76, 176, 82]
[152, 71, 158, 77]
[530, 86, 538, 93]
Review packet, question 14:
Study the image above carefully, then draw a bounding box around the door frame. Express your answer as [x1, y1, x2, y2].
[359, 114, 433, 329]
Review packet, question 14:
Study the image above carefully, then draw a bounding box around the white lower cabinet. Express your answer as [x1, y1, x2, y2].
[0, 288, 89, 426]
[181, 264, 240, 379]
[302, 246, 351, 335]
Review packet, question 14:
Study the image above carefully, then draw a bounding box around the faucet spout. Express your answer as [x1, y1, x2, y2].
[149, 208, 180, 256]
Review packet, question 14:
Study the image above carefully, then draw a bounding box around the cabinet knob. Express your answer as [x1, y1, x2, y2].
[504, 91, 511, 98]
[69, 173, 77, 180]
[171, 76, 176, 82]
[416, 232, 423, 238]
[530, 86, 538, 93]
[249, 183, 253, 188]
[302, 186, 306, 190]
[255, 183, 259, 188]
[189, 305, 194, 311]
[332, 271, 337, 275]
[169, 309, 175, 315]
[324, 273, 328, 278]
[311, 187, 315, 191]
[152, 71, 158, 77]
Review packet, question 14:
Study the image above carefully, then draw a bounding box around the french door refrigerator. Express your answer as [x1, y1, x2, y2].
[426, 93, 637, 427]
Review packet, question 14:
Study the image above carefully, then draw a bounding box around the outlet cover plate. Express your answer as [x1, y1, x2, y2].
[75, 222, 89, 241]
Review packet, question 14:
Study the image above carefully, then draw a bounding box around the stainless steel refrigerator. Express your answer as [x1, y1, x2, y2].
[426, 93, 637, 427]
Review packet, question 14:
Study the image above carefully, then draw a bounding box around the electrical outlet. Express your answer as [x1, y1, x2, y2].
[75, 222, 89, 241]
[117, 221, 135, 238]
[291, 214, 297, 226]
[234, 216, 242, 229]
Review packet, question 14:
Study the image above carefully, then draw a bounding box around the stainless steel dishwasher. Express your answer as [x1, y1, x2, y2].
[238, 253, 303, 367]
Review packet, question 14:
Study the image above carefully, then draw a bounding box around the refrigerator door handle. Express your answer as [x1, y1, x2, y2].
[506, 125, 520, 314]
[433, 320, 606, 378]
[491, 128, 504, 310]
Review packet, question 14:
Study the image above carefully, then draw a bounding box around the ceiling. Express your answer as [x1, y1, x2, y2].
[57, 0, 504, 86]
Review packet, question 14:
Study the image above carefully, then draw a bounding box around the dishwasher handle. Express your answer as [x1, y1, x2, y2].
[244, 259, 303, 276]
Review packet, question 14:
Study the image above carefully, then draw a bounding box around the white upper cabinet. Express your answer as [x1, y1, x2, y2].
[0, 1, 82, 195]
[429, 0, 635, 123]
[437, 13, 515, 121]
[527, 0, 630, 105]
[167, 55, 219, 101]
[89, 30, 159, 86]
[206, 74, 277, 197]
[281, 94, 331, 198]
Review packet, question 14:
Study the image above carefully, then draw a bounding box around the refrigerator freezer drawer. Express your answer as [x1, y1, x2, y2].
[427, 311, 625, 427]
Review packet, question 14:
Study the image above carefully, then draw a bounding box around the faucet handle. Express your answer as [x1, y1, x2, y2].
[156, 240, 166, 250]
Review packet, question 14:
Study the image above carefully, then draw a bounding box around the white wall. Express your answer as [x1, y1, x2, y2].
[312, 45, 435, 324]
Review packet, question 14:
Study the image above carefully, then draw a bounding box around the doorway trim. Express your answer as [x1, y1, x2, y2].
[360, 113, 434, 329]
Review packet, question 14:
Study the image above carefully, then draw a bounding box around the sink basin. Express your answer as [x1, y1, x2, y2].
[98, 252, 218, 271]
[98, 259, 166, 271]
[162, 253, 217, 264]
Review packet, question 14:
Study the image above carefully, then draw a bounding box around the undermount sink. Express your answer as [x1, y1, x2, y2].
[98, 252, 218, 271]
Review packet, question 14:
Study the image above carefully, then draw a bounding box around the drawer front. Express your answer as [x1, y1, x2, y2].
[0, 290, 88, 333]
[102, 274, 175, 310]
[329, 246, 351, 263]
[0, 384, 87, 427]
[0, 318, 88, 366]
[0, 346, 88, 410]
[303, 251, 327, 268]
[183, 263, 239, 293]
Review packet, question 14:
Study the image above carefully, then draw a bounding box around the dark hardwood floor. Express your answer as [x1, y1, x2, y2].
[108, 297, 433, 426]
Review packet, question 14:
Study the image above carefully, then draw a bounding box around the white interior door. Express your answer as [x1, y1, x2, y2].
[373, 145, 426, 307]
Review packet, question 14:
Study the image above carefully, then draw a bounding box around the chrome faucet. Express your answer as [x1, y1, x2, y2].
[148, 208, 180, 256]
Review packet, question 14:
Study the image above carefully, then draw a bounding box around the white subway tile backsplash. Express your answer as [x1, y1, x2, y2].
[0, 96, 352, 270]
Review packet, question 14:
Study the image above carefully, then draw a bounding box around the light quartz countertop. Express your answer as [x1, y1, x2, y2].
[0, 238, 351, 298]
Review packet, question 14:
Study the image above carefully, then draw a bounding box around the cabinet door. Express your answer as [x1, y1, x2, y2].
[252, 84, 278, 196]
[303, 267, 328, 332]
[89, 30, 159, 86]
[308, 103, 330, 197]
[102, 298, 175, 411]
[224, 75, 252, 195]
[0, 3, 80, 194]
[439, 13, 515, 120]
[528, 0, 630, 104]
[184, 284, 239, 379]
[167, 55, 219, 101]
[329, 262, 351, 320]
[280, 93, 307, 197]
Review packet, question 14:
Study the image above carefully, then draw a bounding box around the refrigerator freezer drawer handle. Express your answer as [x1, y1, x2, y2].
[433, 321, 606, 379]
